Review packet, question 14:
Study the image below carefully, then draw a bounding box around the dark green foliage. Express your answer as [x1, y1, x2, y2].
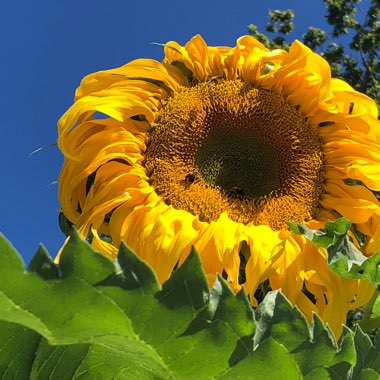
[324, 0, 361, 37]
[0, 232, 379, 378]
[248, 1, 380, 110]
[265, 9, 294, 35]
[302, 27, 328, 51]
[58, 211, 74, 237]
[28, 245, 59, 280]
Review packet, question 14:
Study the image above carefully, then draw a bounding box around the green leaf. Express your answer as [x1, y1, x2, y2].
[351, 327, 380, 378]
[98, 242, 160, 293]
[357, 369, 380, 380]
[156, 246, 209, 310]
[302, 27, 328, 50]
[0, 321, 40, 378]
[325, 218, 351, 235]
[30, 340, 90, 379]
[300, 314, 344, 375]
[0, 235, 135, 345]
[254, 290, 310, 350]
[28, 244, 59, 280]
[361, 294, 380, 332]
[219, 338, 300, 379]
[59, 229, 116, 284]
[328, 327, 357, 377]
[28, 335, 170, 379]
[254, 291, 356, 377]
[328, 248, 380, 287]
[0, 233, 24, 272]
[1, 233, 380, 378]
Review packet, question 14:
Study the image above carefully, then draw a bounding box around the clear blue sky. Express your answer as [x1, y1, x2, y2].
[0, 0, 359, 264]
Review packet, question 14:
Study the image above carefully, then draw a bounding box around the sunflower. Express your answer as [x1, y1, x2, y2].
[58, 35, 380, 338]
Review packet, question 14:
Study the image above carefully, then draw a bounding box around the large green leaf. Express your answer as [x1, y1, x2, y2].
[0, 321, 41, 378]
[0, 232, 379, 378]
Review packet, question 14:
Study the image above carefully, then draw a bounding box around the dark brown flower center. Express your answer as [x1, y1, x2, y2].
[145, 80, 324, 229]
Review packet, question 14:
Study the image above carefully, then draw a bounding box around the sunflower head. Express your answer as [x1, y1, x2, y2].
[58, 34, 380, 338]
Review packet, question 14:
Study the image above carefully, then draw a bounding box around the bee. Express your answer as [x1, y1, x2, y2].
[185, 172, 197, 184]
[228, 186, 245, 198]
[207, 75, 225, 83]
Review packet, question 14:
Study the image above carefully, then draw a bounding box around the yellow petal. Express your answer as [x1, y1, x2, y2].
[189, 213, 246, 291]
[142, 206, 199, 283]
[269, 235, 304, 305]
[90, 227, 118, 259]
[345, 161, 380, 191]
[366, 221, 380, 253]
[244, 225, 284, 305]
[236, 35, 268, 54]
[321, 195, 378, 223]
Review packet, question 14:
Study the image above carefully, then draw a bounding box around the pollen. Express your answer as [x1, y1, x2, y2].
[145, 80, 324, 229]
